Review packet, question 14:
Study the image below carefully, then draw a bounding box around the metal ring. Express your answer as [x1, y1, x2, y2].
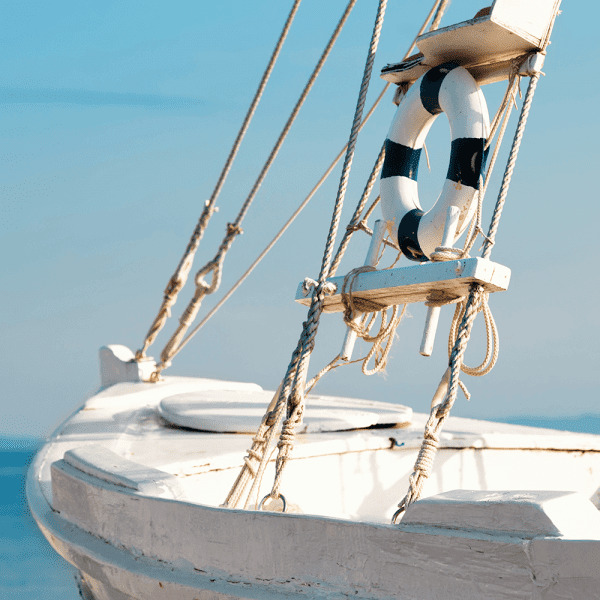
[391, 506, 405, 525]
[257, 493, 287, 513]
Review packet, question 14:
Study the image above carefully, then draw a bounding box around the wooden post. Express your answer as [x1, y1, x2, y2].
[420, 206, 460, 357]
[430, 367, 451, 408]
[340, 220, 388, 361]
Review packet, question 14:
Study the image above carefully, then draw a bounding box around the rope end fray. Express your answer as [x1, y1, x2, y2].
[205, 199, 219, 215]
[226, 222, 243, 238]
[302, 278, 337, 298]
[519, 52, 545, 78]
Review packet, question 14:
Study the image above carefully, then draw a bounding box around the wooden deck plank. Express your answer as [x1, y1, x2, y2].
[295, 258, 510, 313]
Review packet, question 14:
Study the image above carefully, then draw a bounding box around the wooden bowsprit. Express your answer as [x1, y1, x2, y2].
[295, 257, 510, 314]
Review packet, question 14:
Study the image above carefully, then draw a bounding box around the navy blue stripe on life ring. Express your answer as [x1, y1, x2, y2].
[398, 208, 426, 262]
[446, 138, 489, 189]
[420, 61, 460, 116]
[381, 139, 421, 180]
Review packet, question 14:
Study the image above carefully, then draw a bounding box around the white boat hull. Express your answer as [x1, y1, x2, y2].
[27, 376, 600, 599]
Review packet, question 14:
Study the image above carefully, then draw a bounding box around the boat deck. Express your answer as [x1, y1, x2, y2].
[31, 376, 600, 524]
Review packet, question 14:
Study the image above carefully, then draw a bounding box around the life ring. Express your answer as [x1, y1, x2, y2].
[380, 62, 490, 261]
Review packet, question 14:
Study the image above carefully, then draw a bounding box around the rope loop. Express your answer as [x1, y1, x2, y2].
[448, 292, 499, 378]
[424, 289, 464, 308]
[194, 259, 222, 295]
[430, 245, 464, 262]
[302, 278, 337, 298]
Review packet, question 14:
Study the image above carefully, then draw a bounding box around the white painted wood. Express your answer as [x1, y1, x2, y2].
[420, 206, 460, 357]
[380, 0, 560, 86]
[402, 490, 600, 539]
[31, 377, 600, 517]
[99, 344, 156, 387]
[63, 444, 185, 499]
[340, 219, 387, 361]
[490, 0, 562, 44]
[25, 375, 600, 599]
[296, 257, 511, 313]
[158, 388, 412, 433]
[430, 367, 450, 409]
[420, 299, 442, 356]
[45, 460, 600, 600]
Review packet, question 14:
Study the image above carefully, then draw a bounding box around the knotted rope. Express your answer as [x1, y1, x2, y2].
[224, 0, 457, 512]
[393, 283, 484, 522]
[136, 0, 303, 362]
[261, 0, 389, 509]
[341, 266, 406, 376]
[147, 0, 358, 378]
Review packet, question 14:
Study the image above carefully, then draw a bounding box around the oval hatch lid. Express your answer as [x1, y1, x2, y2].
[158, 389, 411, 433]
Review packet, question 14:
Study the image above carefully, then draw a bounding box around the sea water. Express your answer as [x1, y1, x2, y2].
[2, 415, 600, 599]
[0, 439, 79, 600]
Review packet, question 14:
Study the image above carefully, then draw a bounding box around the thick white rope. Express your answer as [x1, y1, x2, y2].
[136, 0, 303, 361]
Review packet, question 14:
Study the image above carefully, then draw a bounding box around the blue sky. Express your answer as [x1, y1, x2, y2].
[2, 0, 599, 438]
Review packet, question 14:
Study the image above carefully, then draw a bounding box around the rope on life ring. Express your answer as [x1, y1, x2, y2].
[380, 62, 490, 261]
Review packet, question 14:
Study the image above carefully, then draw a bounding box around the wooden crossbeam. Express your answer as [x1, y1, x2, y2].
[295, 258, 511, 314]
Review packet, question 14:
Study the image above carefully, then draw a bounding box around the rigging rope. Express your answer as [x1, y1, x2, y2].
[329, 0, 451, 277]
[150, 0, 358, 379]
[161, 84, 391, 358]
[263, 0, 389, 507]
[393, 283, 485, 523]
[482, 70, 542, 260]
[224, 0, 453, 512]
[393, 43, 553, 523]
[136, 0, 303, 362]
[168, 0, 454, 361]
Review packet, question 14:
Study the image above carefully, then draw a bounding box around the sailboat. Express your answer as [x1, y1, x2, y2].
[26, 1, 600, 598]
